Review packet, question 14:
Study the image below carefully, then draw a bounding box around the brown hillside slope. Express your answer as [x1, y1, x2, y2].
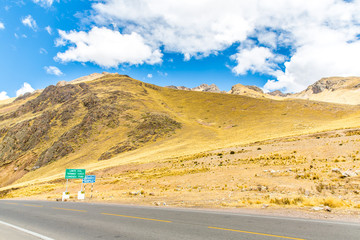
[292, 77, 360, 105]
[1, 74, 360, 191]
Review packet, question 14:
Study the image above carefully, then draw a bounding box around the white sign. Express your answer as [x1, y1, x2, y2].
[62, 192, 70, 201]
[78, 191, 85, 200]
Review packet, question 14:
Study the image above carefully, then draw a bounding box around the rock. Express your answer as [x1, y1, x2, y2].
[268, 90, 290, 97]
[332, 168, 341, 173]
[36, 141, 73, 167]
[129, 191, 141, 196]
[228, 83, 264, 98]
[341, 170, 357, 178]
[165, 85, 191, 91]
[311, 206, 324, 211]
[149, 192, 155, 196]
[324, 206, 332, 212]
[56, 81, 68, 87]
[262, 204, 269, 209]
[154, 201, 160, 206]
[245, 85, 263, 93]
[14, 92, 33, 102]
[192, 84, 221, 93]
[291, 77, 360, 104]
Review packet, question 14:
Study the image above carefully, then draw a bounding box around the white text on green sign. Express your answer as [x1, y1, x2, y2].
[65, 169, 86, 179]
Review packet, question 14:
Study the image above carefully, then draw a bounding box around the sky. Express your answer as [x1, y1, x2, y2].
[1, 0, 360, 100]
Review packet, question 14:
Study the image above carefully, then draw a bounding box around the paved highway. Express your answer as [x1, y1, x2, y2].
[0, 200, 359, 240]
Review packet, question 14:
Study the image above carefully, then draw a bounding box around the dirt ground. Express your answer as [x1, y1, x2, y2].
[7, 128, 360, 222]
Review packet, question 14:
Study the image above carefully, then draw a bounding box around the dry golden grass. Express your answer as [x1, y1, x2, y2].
[4, 128, 360, 216]
[1, 75, 360, 216]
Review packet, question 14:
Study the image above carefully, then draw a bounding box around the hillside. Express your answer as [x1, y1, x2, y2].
[292, 77, 360, 105]
[1, 73, 360, 200]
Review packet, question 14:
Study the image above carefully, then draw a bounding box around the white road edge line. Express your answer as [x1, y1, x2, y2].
[0, 220, 54, 240]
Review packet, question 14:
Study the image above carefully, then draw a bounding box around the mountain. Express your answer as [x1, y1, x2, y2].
[1, 73, 360, 191]
[191, 83, 221, 93]
[165, 85, 191, 91]
[228, 83, 264, 98]
[268, 90, 290, 97]
[165, 83, 221, 93]
[292, 77, 360, 105]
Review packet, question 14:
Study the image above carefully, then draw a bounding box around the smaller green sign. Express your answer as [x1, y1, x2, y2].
[65, 169, 86, 179]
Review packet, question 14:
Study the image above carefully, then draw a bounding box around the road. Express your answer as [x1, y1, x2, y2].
[0, 200, 359, 240]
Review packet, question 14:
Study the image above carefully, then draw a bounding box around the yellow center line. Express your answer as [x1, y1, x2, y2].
[52, 207, 87, 212]
[208, 226, 306, 240]
[101, 213, 172, 223]
[23, 204, 43, 208]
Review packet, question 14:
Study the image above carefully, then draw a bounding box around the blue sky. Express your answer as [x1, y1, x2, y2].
[1, 0, 360, 99]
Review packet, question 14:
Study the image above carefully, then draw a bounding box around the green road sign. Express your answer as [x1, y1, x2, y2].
[65, 169, 86, 179]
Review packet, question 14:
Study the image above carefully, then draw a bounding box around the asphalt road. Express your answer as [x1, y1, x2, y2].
[0, 200, 359, 240]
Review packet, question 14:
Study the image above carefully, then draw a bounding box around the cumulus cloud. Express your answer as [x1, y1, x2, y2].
[33, 0, 58, 8]
[0, 91, 10, 100]
[55, 27, 162, 67]
[93, 0, 252, 58]
[21, 15, 37, 31]
[16, 83, 35, 97]
[147, 74, 153, 78]
[0, 22, 4, 30]
[231, 46, 284, 76]
[44, 66, 63, 76]
[58, 0, 360, 92]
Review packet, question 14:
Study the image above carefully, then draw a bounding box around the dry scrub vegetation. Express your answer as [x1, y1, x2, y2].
[1, 74, 360, 219]
[5, 128, 360, 217]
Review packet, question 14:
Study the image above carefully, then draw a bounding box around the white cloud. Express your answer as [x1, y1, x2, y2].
[44, 66, 63, 76]
[55, 27, 162, 67]
[16, 83, 35, 97]
[40, 48, 48, 54]
[0, 91, 10, 100]
[0, 22, 4, 30]
[147, 74, 153, 78]
[93, 0, 252, 58]
[157, 71, 168, 77]
[58, 0, 360, 92]
[21, 15, 37, 31]
[33, 0, 58, 8]
[231, 46, 283, 76]
[14, 33, 28, 39]
[45, 26, 52, 35]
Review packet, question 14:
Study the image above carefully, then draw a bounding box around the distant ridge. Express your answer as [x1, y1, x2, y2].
[165, 83, 221, 93]
[292, 77, 360, 105]
[166, 77, 360, 105]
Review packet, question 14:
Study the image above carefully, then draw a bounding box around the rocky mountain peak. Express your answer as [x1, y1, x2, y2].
[268, 90, 289, 97]
[191, 84, 221, 93]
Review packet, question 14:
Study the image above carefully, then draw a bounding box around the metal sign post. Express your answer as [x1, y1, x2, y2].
[91, 183, 94, 199]
[82, 175, 96, 200]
